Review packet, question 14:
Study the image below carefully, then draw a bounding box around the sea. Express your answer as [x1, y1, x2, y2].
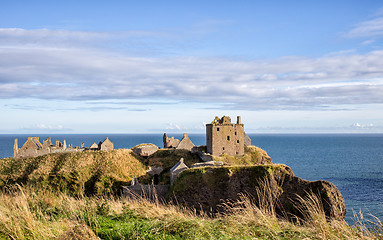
[0, 133, 382, 224]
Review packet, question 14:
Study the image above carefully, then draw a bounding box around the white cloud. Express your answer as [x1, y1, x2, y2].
[35, 124, 64, 130]
[346, 17, 383, 38]
[1, 28, 383, 111]
[20, 124, 71, 132]
[351, 123, 375, 129]
[361, 39, 376, 45]
[165, 122, 182, 130]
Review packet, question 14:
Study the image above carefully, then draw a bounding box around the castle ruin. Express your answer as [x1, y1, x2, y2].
[13, 137, 114, 158]
[163, 133, 195, 151]
[206, 116, 250, 156]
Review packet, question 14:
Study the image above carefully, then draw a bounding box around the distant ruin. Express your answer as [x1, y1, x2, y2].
[13, 136, 113, 158]
[163, 133, 195, 151]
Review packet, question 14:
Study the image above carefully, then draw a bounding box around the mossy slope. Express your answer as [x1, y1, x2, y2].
[0, 149, 147, 195]
[211, 145, 273, 165]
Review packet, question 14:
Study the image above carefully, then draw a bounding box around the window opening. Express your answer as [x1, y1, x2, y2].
[153, 174, 159, 185]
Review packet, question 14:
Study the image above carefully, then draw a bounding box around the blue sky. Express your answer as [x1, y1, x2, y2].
[1, 1, 383, 133]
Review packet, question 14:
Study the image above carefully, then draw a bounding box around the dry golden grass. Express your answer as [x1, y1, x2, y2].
[0, 185, 381, 240]
[0, 149, 148, 196]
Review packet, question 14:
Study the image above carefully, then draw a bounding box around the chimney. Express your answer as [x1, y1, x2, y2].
[237, 116, 241, 124]
[13, 139, 18, 157]
[63, 140, 67, 149]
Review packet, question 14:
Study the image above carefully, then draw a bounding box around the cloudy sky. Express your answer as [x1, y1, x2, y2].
[1, 1, 383, 133]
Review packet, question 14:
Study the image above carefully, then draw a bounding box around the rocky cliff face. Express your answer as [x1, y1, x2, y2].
[170, 165, 346, 221]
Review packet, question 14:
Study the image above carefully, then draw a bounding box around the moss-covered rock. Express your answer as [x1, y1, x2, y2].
[170, 165, 346, 221]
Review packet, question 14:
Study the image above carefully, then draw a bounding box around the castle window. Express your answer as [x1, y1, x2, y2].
[227, 136, 230, 141]
[237, 140, 239, 143]
[217, 127, 220, 131]
[223, 147, 225, 150]
[235, 132, 237, 135]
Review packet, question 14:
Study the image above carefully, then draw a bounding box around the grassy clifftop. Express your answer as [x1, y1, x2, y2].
[171, 164, 346, 221]
[0, 146, 274, 193]
[0, 149, 147, 195]
[211, 145, 273, 165]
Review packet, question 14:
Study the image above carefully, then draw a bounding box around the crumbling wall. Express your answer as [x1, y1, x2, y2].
[163, 133, 180, 148]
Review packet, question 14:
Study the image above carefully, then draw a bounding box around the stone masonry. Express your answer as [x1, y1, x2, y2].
[163, 133, 195, 151]
[163, 133, 180, 148]
[206, 116, 247, 156]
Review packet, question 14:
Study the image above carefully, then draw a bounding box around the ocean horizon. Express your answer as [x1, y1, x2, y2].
[1, 133, 382, 225]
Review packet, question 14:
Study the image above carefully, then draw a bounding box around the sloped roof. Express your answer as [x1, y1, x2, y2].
[170, 158, 188, 173]
[21, 137, 43, 149]
[89, 142, 99, 149]
[101, 137, 112, 144]
[176, 134, 195, 151]
[32, 137, 43, 148]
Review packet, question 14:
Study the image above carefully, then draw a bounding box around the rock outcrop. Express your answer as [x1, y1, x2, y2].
[132, 144, 159, 157]
[170, 165, 346, 221]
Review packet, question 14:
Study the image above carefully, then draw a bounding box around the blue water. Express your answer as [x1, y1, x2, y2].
[0, 133, 382, 224]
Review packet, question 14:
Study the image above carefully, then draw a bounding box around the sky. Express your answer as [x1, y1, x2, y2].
[1, 0, 383, 134]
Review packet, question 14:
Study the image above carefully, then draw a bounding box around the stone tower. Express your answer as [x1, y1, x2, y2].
[206, 116, 245, 156]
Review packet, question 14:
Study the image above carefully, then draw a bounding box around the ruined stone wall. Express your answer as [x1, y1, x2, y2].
[163, 133, 180, 148]
[13, 136, 103, 158]
[99, 137, 114, 151]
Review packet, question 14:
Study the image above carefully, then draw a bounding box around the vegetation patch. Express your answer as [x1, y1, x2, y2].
[0, 149, 147, 196]
[0, 186, 380, 240]
[211, 146, 272, 165]
[145, 149, 201, 184]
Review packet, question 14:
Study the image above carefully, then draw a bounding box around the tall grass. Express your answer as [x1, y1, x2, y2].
[0, 185, 381, 239]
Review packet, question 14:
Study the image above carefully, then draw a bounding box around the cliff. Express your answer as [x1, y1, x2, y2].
[170, 164, 346, 221]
